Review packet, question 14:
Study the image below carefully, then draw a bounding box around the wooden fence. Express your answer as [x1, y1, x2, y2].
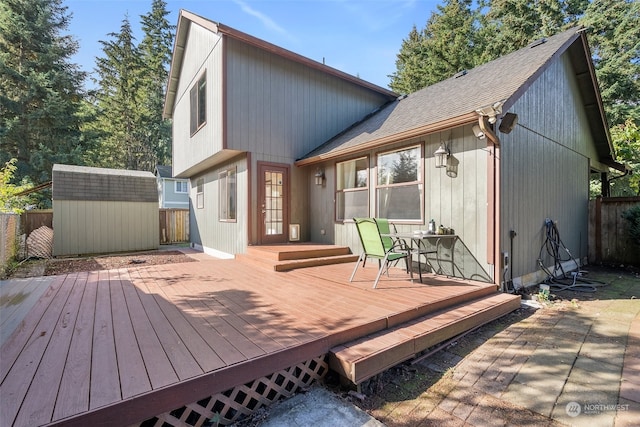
[21, 209, 53, 237]
[1, 213, 20, 274]
[589, 196, 640, 267]
[159, 208, 189, 244]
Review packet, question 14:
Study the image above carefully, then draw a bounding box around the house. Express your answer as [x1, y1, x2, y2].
[155, 165, 189, 209]
[164, 10, 620, 288]
[164, 10, 398, 259]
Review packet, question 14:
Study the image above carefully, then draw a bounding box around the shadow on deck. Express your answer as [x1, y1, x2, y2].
[0, 245, 519, 426]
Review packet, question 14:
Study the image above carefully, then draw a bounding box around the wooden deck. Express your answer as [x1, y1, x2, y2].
[0, 247, 518, 426]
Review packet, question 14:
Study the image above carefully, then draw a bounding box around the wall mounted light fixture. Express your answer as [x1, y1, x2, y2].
[499, 112, 518, 134]
[314, 168, 325, 186]
[434, 144, 449, 168]
[475, 100, 505, 124]
[472, 125, 485, 139]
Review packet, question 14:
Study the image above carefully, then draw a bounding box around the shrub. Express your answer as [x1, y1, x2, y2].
[621, 204, 640, 245]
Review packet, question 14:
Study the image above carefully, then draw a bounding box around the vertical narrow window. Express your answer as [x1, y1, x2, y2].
[336, 157, 369, 221]
[196, 178, 204, 209]
[190, 72, 206, 135]
[376, 145, 422, 221]
[219, 168, 237, 221]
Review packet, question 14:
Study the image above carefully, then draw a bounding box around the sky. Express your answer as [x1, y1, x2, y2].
[64, 0, 441, 91]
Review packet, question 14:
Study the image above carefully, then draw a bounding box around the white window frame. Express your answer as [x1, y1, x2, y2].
[196, 178, 204, 209]
[376, 145, 423, 222]
[190, 71, 206, 136]
[335, 157, 369, 222]
[175, 181, 188, 193]
[219, 167, 237, 222]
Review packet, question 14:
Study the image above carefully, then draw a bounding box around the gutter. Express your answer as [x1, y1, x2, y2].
[477, 113, 501, 288]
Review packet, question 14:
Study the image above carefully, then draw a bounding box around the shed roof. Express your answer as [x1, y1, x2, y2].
[53, 164, 155, 178]
[296, 27, 618, 170]
[163, 10, 398, 119]
[52, 164, 157, 202]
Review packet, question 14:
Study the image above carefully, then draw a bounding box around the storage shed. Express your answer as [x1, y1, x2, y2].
[52, 164, 159, 256]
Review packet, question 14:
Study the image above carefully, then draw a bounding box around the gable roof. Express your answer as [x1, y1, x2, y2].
[163, 10, 398, 119]
[155, 165, 173, 178]
[296, 27, 618, 170]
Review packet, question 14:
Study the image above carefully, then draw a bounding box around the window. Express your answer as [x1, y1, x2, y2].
[219, 168, 237, 221]
[190, 72, 206, 135]
[196, 178, 204, 209]
[175, 181, 188, 193]
[376, 145, 422, 221]
[336, 157, 369, 221]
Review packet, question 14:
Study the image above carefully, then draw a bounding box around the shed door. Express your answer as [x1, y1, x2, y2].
[258, 162, 289, 244]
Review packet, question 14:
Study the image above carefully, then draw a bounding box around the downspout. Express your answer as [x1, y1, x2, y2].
[478, 116, 501, 288]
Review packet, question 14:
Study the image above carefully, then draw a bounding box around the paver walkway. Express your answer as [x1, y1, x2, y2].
[361, 269, 640, 427]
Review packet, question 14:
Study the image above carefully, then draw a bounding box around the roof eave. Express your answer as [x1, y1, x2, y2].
[295, 112, 478, 167]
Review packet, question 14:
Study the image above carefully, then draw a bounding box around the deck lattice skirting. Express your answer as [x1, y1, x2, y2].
[136, 355, 329, 427]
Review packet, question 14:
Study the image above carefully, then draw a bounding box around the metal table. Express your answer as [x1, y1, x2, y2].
[382, 233, 459, 282]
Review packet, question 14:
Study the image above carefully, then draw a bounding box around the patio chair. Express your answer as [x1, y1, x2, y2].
[349, 218, 410, 288]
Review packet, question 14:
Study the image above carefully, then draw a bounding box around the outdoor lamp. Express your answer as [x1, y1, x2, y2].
[434, 144, 449, 168]
[314, 168, 325, 186]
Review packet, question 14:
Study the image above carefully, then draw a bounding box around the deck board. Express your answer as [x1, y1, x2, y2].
[129, 269, 203, 381]
[0, 276, 55, 344]
[12, 274, 85, 427]
[53, 272, 97, 421]
[119, 270, 178, 389]
[109, 270, 151, 399]
[0, 251, 513, 426]
[0, 274, 75, 426]
[90, 271, 121, 409]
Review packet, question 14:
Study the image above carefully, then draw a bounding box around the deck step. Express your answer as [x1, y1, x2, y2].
[246, 244, 352, 261]
[239, 244, 356, 271]
[329, 292, 521, 385]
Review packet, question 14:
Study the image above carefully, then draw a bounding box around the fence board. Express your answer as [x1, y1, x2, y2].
[589, 197, 640, 266]
[159, 209, 189, 244]
[0, 214, 20, 274]
[21, 210, 53, 237]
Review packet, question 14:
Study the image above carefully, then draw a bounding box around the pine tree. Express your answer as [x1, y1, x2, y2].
[138, 0, 174, 168]
[580, 0, 640, 126]
[93, 15, 148, 170]
[0, 0, 85, 195]
[389, 26, 430, 94]
[389, 0, 479, 93]
[477, 0, 587, 62]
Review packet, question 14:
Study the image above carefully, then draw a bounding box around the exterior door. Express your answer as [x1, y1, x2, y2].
[258, 162, 289, 244]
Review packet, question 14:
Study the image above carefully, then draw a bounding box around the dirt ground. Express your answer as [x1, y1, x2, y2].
[6, 249, 195, 278]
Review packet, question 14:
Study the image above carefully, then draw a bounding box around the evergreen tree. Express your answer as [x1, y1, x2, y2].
[478, 0, 586, 62]
[580, 0, 640, 126]
[93, 15, 148, 170]
[389, 26, 431, 94]
[138, 0, 174, 168]
[0, 0, 85, 196]
[390, 0, 479, 93]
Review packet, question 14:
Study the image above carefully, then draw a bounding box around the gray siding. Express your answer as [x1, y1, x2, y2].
[311, 123, 492, 280]
[190, 154, 247, 257]
[172, 23, 225, 177]
[224, 38, 394, 245]
[225, 38, 391, 161]
[160, 178, 189, 208]
[53, 200, 158, 256]
[501, 53, 592, 286]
